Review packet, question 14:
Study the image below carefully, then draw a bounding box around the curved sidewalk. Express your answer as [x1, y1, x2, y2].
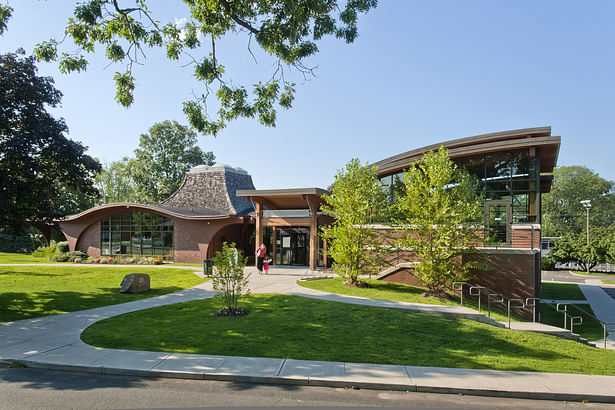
[2, 267, 615, 403]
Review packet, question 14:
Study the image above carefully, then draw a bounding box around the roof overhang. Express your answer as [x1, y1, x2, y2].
[237, 188, 328, 210]
[57, 202, 243, 223]
[374, 126, 561, 176]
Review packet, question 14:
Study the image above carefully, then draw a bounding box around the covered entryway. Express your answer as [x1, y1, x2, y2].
[236, 188, 333, 270]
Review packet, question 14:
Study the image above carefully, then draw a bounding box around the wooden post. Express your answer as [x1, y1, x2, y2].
[306, 196, 319, 271]
[255, 201, 263, 260]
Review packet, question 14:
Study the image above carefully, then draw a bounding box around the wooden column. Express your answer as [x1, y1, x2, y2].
[254, 201, 263, 259]
[306, 195, 319, 271]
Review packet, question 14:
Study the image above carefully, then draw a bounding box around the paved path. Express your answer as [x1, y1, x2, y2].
[2, 265, 615, 402]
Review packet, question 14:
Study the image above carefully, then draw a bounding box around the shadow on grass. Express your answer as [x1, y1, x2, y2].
[82, 295, 612, 374]
[0, 287, 184, 322]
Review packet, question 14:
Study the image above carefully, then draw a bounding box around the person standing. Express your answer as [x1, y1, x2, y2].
[256, 243, 266, 274]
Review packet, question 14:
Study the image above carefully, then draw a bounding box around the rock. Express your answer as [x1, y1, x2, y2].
[120, 273, 150, 293]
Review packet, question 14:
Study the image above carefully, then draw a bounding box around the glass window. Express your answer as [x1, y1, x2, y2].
[100, 211, 174, 259]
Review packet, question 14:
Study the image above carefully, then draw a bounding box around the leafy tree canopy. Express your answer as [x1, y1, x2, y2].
[94, 156, 141, 204]
[320, 158, 388, 285]
[396, 147, 483, 295]
[542, 166, 615, 237]
[1, 1, 377, 136]
[133, 120, 215, 203]
[0, 49, 101, 234]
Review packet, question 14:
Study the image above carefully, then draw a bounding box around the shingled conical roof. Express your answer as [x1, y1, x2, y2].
[160, 164, 255, 215]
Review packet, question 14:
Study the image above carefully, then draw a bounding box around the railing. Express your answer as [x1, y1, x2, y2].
[453, 281, 532, 328]
[454, 282, 615, 348]
[544, 301, 615, 349]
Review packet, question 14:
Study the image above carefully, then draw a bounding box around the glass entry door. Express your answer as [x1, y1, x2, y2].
[485, 200, 512, 245]
[275, 227, 309, 266]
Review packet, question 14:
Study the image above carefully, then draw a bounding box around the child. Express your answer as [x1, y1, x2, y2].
[263, 257, 270, 275]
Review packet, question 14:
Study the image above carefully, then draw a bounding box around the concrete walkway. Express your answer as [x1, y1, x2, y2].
[2, 266, 615, 402]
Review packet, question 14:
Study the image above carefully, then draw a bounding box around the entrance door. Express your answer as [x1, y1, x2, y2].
[485, 200, 512, 245]
[276, 227, 309, 265]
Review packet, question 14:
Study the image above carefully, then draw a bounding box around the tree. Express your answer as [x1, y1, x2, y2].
[549, 229, 610, 272]
[0, 49, 101, 234]
[132, 120, 215, 203]
[94, 157, 141, 204]
[320, 158, 388, 286]
[211, 242, 250, 315]
[396, 147, 483, 296]
[542, 166, 615, 237]
[4, 1, 377, 136]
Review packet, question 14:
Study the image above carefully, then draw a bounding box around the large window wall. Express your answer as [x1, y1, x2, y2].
[379, 149, 540, 224]
[100, 212, 174, 259]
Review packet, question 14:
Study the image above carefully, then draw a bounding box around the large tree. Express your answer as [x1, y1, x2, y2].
[320, 158, 388, 286]
[94, 157, 141, 204]
[542, 166, 615, 237]
[133, 120, 215, 203]
[1, 1, 377, 136]
[396, 147, 483, 295]
[0, 49, 101, 234]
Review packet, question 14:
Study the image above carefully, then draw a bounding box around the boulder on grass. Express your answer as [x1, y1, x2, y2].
[120, 273, 150, 293]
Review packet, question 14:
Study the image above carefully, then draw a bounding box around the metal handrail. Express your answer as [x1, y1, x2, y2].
[469, 286, 486, 313]
[549, 301, 615, 349]
[487, 292, 504, 318]
[452, 281, 469, 307]
[525, 298, 540, 323]
[570, 316, 583, 334]
[556, 303, 569, 329]
[508, 298, 525, 329]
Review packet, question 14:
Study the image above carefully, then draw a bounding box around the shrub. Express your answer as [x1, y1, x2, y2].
[153, 259, 162, 265]
[51, 253, 72, 262]
[211, 242, 250, 315]
[56, 241, 69, 253]
[68, 251, 88, 260]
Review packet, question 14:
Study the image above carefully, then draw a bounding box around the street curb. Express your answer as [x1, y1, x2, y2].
[15, 359, 615, 404]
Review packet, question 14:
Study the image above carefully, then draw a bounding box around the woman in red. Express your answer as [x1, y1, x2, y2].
[255, 243, 266, 274]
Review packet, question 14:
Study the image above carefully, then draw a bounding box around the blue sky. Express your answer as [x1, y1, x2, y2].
[2, 1, 614, 189]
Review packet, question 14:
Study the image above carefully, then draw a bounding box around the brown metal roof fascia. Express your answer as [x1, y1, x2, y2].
[373, 126, 552, 172]
[58, 203, 240, 222]
[377, 134, 561, 176]
[236, 188, 328, 197]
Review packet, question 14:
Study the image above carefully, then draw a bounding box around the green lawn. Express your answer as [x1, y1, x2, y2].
[541, 282, 586, 300]
[540, 282, 605, 341]
[297, 277, 518, 322]
[603, 280, 615, 285]
[0, 265, 205, 322]
[81, 294, 615, 375]
[0, 252, 63, 264]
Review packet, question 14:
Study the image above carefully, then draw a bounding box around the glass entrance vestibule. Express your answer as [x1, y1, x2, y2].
[262, 226, 326, 267]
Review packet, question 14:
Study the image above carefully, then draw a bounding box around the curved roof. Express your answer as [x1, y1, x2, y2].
[59, 202, 243, 222]
[374, 126, 561, 177]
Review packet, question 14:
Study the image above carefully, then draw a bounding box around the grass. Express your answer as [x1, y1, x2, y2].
[541, 282, 586, 300]
[540, 282, 605, 341]
[297, 277, 519, 322]
[0, 265, 205, 322]
[0, 252, 64, 264]
[603, 280, 615, 285]
[81, 294, 615, 375]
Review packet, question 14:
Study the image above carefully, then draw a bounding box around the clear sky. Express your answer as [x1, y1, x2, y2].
[2, 1, 614, 189]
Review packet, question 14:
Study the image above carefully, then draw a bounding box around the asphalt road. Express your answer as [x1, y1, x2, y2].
[0, 365, 612, 409]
